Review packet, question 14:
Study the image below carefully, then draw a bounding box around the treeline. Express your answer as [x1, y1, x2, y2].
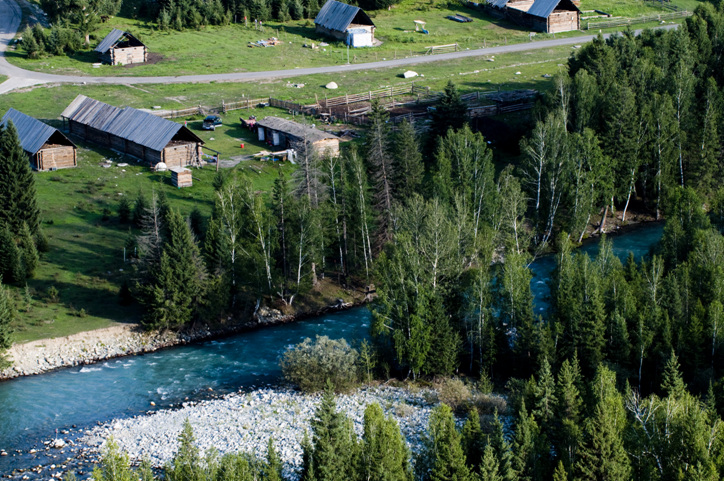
[73, 356, 724, 480]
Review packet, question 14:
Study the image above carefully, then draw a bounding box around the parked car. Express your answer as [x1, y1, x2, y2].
[202, 115, 222, 130]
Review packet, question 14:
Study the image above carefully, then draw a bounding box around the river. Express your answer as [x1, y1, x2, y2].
[0, 223, 663, 476]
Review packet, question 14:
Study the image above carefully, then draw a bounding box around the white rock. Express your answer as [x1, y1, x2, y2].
[403, 70, 418, 78]
[325, 82, 338, 89]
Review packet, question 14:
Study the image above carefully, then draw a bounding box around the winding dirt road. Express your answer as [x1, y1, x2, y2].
[0, 0, 677, 94]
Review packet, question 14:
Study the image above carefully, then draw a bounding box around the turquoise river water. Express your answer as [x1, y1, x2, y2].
[0, 223, 664, 476]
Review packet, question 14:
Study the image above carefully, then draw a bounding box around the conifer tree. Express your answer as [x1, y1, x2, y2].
[425, 403, 472, 481]
[0, 280, 14, 368]
[365, 99, 395, 247]
[576, 365, 630, 481]
[360, 402, 412, 481]
[461, 408, 484, 472]
[265, 437, 283, 481]
[0, 224, 22, 283]
[306, 384, 358, 481]
[552, 461, 568, 481]
[18, 222, 39, 280]
[512, 401, 540, 481]
[480, 444, 502, 481]
[166, 419, 203, 481]
[488, 411, 516, 481]
[431, 81, 468, 140]
[554, 356, 583, 472]
[93, 437, 136, 481]
[392, 120, 423, 202]
[533, 357, 557, 429]
[0, 121, 40, 235]
[661, 350, 686, 398]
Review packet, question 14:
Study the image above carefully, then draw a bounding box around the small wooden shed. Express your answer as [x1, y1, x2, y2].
[170, 167, 192, 188]
[315, 0, 376, 47]
[1, 108, 77, 171]
[95, 29, 147, 66]
[256, 117, 340, 157]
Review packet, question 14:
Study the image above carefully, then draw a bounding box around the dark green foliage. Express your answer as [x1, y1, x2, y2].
[424, 403, 472, 481]
[118, 196, 132, 224]
[461, 409, 484, 471]
[18, 222, 39, 280]
[0, 224, 22, 284]
[304, 385, 360, 481]
[430, 81, 469, 140]
[0, 280, 14, 368]
[92, 438, 137, 481]
[133, 191, 149, 228]
[360, 403, 413, 481]
[0, 121, 40, 235]
[264, 438, 283, 481]
[118, 280, 133, 306]
[165, 419, 204, 481]
[139, 209, 206, 329]
[392, 120, 423, 201]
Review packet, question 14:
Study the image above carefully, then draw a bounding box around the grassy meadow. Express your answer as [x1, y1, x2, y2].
[5, 0, 696, 77]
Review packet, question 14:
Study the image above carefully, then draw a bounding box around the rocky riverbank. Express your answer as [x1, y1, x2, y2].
[82, 385, 439, 479]
[0, 300, 359, 380]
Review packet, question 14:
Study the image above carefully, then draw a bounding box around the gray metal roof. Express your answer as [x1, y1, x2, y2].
[257, 117, 337, 143]
[527, 0, 576, 18]
[486, 0, 509, 9]
[95, 29, 126, 53]
[61, 95, 202, 152]
[1, 108, 74, 155]
[315, 0, 374, 32]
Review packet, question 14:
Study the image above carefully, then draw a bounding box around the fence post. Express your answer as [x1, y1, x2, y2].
[222, 100, 226, 114]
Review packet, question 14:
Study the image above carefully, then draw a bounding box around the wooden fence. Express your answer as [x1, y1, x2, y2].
[319, 83, 431, 108]
[584, 9, 690, 29]
[223, 98, 271, 113]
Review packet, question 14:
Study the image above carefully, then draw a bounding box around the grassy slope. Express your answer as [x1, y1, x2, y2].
[4, 0, 694, 77]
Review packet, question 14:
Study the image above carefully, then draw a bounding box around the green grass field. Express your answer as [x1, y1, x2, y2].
[7, 111, 296, 343]
[4, 0, 695, 77]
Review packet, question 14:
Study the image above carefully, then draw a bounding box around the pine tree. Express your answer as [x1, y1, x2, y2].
[488, 411, 516, 481]
[480, 444, 503, 481]
[0, 120, 40, 235]
[166, 419, 203, 481]
[661, 350, 686, 398]
[0, 224, 22, 283]
[265, 437, 283, 481]
[392, 120, 423, 201]
[18, 222, 39, 280]
[576, 365, 631, 481]
[0, 280, 14, 368]
[306, 384, 358, 481]
[118, 196, 132, 224]
[533, 357, 557, 429]
[554, 356, 583, 472]
[426, 403, 472, 481]
[512, 401, 540, 481]
[552, 461, 568, 481]
[133, 190, 149, 227]
[365, 99, 395, 247]
[360, 402, 412, 481]
[431, 81, 468, 140]
[461, 408, 484, 472]
[92, 437, 136, 481]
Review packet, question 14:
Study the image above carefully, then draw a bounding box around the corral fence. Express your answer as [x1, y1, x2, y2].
[584, 10, 690, 29]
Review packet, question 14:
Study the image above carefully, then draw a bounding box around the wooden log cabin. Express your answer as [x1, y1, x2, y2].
[256, 117, 340, 157]
[484, 0, 580, 32]
[95, 29, 147, 66]
[1, 108, 77, 171]
[315, 0, 376, 47]
[61, 95, 204, 169]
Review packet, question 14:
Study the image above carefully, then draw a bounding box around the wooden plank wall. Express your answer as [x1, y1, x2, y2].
[35, 146, 76, 171]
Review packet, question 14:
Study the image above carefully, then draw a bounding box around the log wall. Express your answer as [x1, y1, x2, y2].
[163, 142, 198, 168]
[547, 10, 579, 32]
[101, 46, 147, 65]
[34, 145, 76, 171]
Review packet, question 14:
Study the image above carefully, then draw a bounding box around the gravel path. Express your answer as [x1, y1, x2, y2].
[82, 385, 438, 479]
[0, 0, 678, 94]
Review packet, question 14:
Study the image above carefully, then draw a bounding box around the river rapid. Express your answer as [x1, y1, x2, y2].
[0, 223, 664, 478]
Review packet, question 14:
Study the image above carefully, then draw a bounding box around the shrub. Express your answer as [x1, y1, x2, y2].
[280, 335, 359, 392]
[46, 286, 59, 303]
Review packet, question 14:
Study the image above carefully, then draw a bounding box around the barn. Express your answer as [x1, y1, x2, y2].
[256, 117, 340, 157]
[60, 95, 204, 168]
[315, 0, 376, 47]
[95, 29, 147, 66]
[485, 0, 580, 32]
[1, 108, 76, 171]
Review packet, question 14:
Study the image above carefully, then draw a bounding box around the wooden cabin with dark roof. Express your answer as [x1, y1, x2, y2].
[95, 29, 147, 65]
[315, 0, 376, 47]
[256, 117, 340, 157]
[60, 95, 203, 168]
[1, 108, 76, 171]
[484, 0, 580, 32]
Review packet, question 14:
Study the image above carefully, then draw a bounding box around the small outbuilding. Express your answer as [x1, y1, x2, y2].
[1, 108, 76, 171]
[484, 0, 580, 32]
[256, 117, 340, 157]
[315, 0, 376, 47]
[170, 167, 193, 188]
[61, 95, 204, 168]
[95, 29, 147, 66]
